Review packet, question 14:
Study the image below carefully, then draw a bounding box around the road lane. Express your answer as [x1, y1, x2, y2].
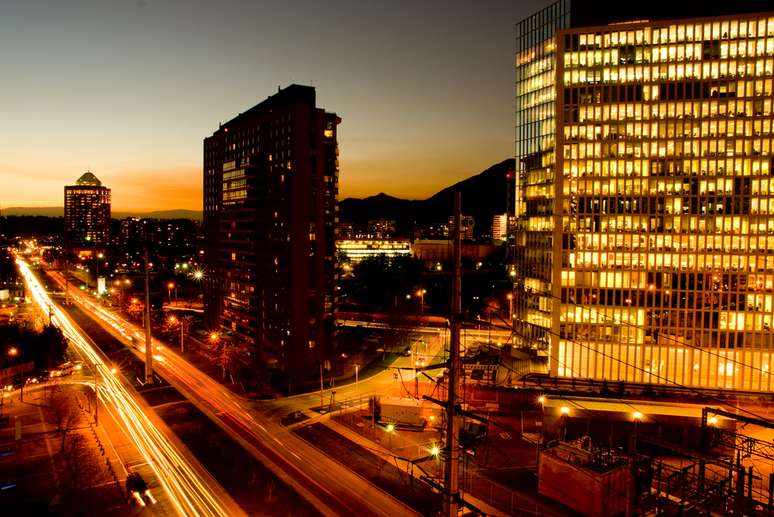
[18, 259, 240, 517]
[45, 268, 421, 517]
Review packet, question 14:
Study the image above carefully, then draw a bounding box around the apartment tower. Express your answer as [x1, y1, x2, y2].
[64, 171, 111, 255]
[203, 85, 339, 382]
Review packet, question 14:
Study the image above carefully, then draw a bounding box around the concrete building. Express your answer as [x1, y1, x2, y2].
[64, 171, 111, 255]
[492, 213, 509, 242]
[337, 239, 412, 264]
[448, 215, 475, 241]
[514, 1, 774, 391]
[203, 85, 339, 382]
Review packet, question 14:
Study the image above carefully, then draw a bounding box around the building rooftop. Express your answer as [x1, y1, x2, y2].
[74, 171, 102, 187]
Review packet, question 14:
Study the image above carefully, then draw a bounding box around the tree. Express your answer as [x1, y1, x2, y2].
[217, 339, 251, 382]
[0, 323, 66, 371]
[62, 433, 100, 493]
[49, 389, 81, 451]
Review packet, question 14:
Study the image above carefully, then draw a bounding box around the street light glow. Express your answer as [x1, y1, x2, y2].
[386, 423, 395, 433]
[633, 411, 643, 421]
[560, 406, 570, 415]
[7, 347, 18, 357]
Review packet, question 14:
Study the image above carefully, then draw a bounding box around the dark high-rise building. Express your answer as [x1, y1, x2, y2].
[203, 84, 340, 381]
[514, 1, 774, 391]
[64, 171, 111, 255]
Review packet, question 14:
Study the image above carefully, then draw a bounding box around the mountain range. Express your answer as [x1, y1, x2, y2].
[339, 158, 514, 238]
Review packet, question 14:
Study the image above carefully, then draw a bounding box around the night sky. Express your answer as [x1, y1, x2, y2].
[1, 0, 550, 210]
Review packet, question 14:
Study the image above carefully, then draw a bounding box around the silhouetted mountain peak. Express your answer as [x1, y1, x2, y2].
[340, 159, 514, 238]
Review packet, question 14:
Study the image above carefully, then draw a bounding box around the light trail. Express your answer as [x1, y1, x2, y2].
[44, 269, 421, 517]
[17, 259, 233, 517]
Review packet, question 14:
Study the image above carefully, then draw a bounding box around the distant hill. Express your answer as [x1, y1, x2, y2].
[1, 206, 64, 217]
[0, 207, 202, 221]
[339, 159, 514, 238]
[112, 209, 203, 221]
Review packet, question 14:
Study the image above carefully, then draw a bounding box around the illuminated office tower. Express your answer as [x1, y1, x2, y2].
[64, 171, 111, 254]
[515, 1, 774, 390]
[203, 85, 339, 382]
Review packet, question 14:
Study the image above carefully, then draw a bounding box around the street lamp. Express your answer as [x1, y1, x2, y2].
[167, 282, 176, 302]
[354, 364, 360, 394]
[168, 315, 187, 353]
[506, 293, 514, 322]
[6, 347, 22, 401]
[386, 423, 395, 450]
[537, 396, 546, 463]
[416, 289, 427, 314]
[96, 252, 104, 292]
[430, 443, 441, 476]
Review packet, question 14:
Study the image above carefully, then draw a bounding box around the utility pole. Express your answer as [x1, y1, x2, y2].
[179, 318, 185, 353]
[64, 258, 69, 306]
[444, 191, 462, 517]
[144, 247, 153, 384]
[94, 365, 99, 426]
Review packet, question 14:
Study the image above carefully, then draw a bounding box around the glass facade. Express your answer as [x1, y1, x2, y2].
[521, 10, 774, 391]
[514, 0, 571, 355]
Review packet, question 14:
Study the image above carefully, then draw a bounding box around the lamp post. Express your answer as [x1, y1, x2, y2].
[167, 282, 175, 303]
[386, 423, 395, 450]
[95, 252, 104, 292]
[507, 293, 514, 322]
[209, 332, 223, 378]
[354, 364, 360, 395]
[93, 363, 101, 426]
[537, 395, 546, 464]
[169, 316, 186, 353]
[416, 289, 427, 314]
[7, 347, 20, 402]
[431, 443, 441, 476]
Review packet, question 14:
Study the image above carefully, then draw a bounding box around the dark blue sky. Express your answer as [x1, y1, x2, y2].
[0, 0, 549, 209]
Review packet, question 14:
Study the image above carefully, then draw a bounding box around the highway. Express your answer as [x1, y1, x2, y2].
[44, 268, 422, 517]
[17, 259, 240, 517]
